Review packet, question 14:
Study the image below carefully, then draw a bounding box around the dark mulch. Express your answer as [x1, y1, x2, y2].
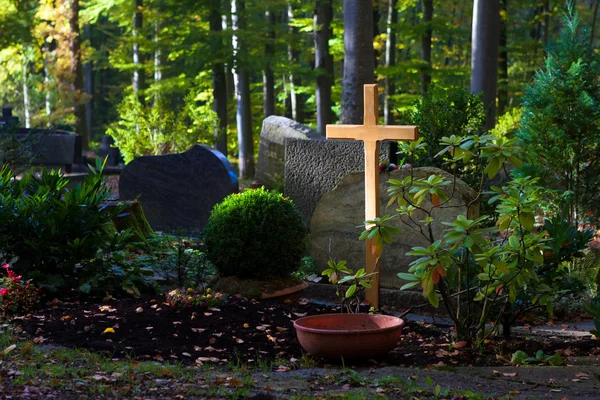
[13, 295, 600, 368]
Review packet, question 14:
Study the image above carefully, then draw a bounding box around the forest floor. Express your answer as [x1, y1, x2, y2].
[1, 295, 600, 398]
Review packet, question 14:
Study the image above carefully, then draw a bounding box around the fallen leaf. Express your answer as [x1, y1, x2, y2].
[3, 345, 16, 354]
[182, 352, 191, 357]
[275, 365, 290, 372]
[135, 307, 143, 313]
[276, 327, 288, 332]
[243, 323, 249, 328]
[32, 337, 45, 344]
[234, 338, 244, 344]
[102, 328, 115, 334]
[191, 328, 206, 334]
[204, 313, 212, 317]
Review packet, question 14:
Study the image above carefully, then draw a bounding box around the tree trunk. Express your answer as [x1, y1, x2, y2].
[22, 55, 30, 129]
[314, 0, 333, 134]
[497, 0, 508, 116]
[288, 3, 304, 123]
[421, 0, 433, 94]
[132, 0, 145, 100]
[470, 0, 500, 131]
[70, 0, 88, 149]
[232, 0, 254, 179]
[591, 0, 600, 49]
[84, 24, 93, 141]
[263, 9, 276, 118]
[340, 0, 375, 124]
[373, 0, 381, 68]
[210, 0, 228, 155]
[384, 0, 397, 125]
[44, 53, 52, 127]
[543, 0, 550, 48]
[153, 17, 161, 106]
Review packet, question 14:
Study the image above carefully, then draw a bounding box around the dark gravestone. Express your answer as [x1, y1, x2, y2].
[284, 138, 393, 227]
[119, 145, 238, 232]
[99, 135, 121, 166]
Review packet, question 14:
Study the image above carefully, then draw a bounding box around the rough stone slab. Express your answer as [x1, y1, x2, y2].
[255, 116, 321, 189]
[309, 167, 479, 289]
[119, 144, 238, 233]
[284, 138, 393, 227]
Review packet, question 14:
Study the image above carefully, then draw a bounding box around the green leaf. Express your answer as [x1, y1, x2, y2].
[345, 284, 357, 298]
[484, 157, 502, 179]
[397, 272, 420, 281]
[400, 281, 420, 290]
[519, 212, 535, 232]
[511, 350, 528, 365]
[427, 291, 439, 308]
[508, 235, 520, 249]
[79, 283, 92, 294]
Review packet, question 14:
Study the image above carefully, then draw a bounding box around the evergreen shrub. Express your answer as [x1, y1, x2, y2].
[0, 162, 124, 292]
[203, 188, 308, 280]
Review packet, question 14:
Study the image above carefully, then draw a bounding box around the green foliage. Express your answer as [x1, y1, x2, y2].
[364, 130, 585, 345]
[0, 161, 140, 294]
[76, 230, 156, 297]
[398, 86, 486, 169]
[203, 188, 308, 280]
[106, 89, 218, 163]
[582, 302, 600, 337]
[510, 350, 563, 366]
[141, 233, 216, 289]
[164, 287, 224, 308]
[321, 259, 376, 313]
[517, 4, 600, 222]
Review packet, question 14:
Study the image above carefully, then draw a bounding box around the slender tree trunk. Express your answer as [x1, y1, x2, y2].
[70, 0, 88, 149]
[384, 0, 397, 125]
[497, 0, 508, 116]
[288, 3, 304, 123]
[340, 0, 375, 124]
[210, 0, 228, 155]
[314, 0, 333, 134]
[223, 13, 235, 107]
[43, 45, 52, 127]
[153, 17, 161, 106]
[422, 0, 433, 94]
[543, 0, 550, 48]
[591, 0, 600, 49]
[470, 0, 500, 131]
[263, 9, 276, 118]
[84, 24, 93, 141]
[232, 0, 254, 179]
[373, 0, 381, 68]
[132, 0, 145, 100]
[22, 55, 30, 129]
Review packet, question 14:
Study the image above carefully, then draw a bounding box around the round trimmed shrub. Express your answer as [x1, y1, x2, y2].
[203, 188, 308, 280]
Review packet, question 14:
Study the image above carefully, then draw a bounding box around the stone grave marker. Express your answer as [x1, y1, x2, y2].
[284, 139, 393, 227]
[255, 115, 321, 189]
[119, 144, 238, 232]
[325, 84, 418, 308]
[310, 167, 479, 292]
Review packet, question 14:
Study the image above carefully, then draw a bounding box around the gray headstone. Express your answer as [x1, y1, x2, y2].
[119, 144, 238, 233]
[309, 167, 479, 289]
[255, 116, 321, 189]
[284, 139, 393, 227]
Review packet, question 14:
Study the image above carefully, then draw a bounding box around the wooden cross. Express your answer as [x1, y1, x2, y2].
[326, 84, 418, 308]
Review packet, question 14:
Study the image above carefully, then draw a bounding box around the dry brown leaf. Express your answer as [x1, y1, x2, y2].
[275, 365, 291, 372]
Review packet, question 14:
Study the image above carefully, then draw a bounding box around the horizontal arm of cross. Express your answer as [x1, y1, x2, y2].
[326, 125, 418, 142]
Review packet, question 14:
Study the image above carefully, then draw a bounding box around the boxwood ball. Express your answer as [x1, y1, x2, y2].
[203, 188, 308, 280]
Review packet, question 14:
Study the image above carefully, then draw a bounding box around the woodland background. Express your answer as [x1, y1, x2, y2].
[1, 0, 598, 177]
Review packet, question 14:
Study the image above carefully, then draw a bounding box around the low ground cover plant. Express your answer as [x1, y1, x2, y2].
[0, 263, 40, 316]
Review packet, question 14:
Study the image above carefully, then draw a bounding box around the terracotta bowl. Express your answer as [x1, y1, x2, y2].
[293, 313, 404, 360]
